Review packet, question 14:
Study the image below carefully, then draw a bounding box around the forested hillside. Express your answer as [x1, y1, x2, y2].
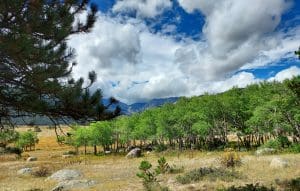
[66, 76, 300, 153]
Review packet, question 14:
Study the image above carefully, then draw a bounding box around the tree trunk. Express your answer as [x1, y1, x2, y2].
[93, 145, 97, 155]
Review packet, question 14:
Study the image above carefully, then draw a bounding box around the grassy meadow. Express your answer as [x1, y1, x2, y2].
[0, 126, 299, 191]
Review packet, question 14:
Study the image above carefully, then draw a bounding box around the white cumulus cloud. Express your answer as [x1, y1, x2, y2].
[67, 1, 300, 103]
[268, 66, 300, 82]
[112, 0, 172, 18]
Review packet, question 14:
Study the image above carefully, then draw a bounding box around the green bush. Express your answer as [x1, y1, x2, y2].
[154, 144, 167, 152]
[0, 130, 19, 148]
[289, 143, 300, 153]
[136, 160, 171, 191]
[261, 139, 282, 150]
[155, 157, 170, 174]
[219, 183, 275, 191]
[137, 160, 157, 183]
[277, 136, 291, 147]
[261, 136, 291, 150]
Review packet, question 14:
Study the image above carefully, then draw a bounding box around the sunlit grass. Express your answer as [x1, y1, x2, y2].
[0, 127, 299, 190]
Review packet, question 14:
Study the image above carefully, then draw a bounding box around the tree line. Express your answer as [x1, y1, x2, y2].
[65, 76, 300, 154]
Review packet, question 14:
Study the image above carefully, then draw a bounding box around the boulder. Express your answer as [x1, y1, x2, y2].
[255, 148, 276, 156]
[51, 179, 96, 191]
[270, 157, 288, 168]
[47, 169, 82, 181]
[27, 157, 37, 162]
[126, 145, 136, 152]
[17, 168, 32, 175]
[126, 148, 141, 158]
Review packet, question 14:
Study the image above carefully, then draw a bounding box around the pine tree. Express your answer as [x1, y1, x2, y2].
[0, 0, 120, 130]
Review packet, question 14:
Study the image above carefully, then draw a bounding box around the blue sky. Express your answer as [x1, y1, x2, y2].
[69, 0, 300, 103]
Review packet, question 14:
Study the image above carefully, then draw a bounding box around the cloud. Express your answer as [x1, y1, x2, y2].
[68, 1, 300, 104]
[176, 0, 297, 81]
[69, 13, 184, 103]
[112, 0, 172, 18]
[268, 66, 300, 82]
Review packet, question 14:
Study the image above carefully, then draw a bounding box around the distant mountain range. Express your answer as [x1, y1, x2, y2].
[103, 97, 179, 115]
[13, 97, 179, 125]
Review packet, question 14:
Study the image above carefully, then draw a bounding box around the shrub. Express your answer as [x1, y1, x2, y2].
[0, 130, 19, 148]
[63, 150, 77, 155]
[4, 146, 23, 156]
[155, 157, 170, 174]
[276, 177, 300, 191]
[176, 167, 240, 184]
[154, 144, 167, 152]
[136, 160, 171, 191]
[289, 143, 300, 153]
[219, 151, 242, 168]
[32, 166, 50, 177]
[176, 167, 215, 184]
[277, 136, 290, 147]
[219, 183, 275, 191]
[168, 165, 184, 174]
[137, 161, 157, 183]
[261, 136, 290, 150]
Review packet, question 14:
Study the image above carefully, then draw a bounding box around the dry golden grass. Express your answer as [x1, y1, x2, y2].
[0, 127, 299, 191]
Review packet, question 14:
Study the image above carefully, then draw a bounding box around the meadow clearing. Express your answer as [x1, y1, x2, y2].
[0, 127, 299, 191]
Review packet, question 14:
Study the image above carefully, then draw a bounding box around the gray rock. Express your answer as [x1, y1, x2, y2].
[255, 148, 276, 156]
[62, 154, 74, 159]
[17, 168, 32, 175]
[104, 150, 111, 154]
[126, 148, 141, 158]
[51, 179, 96, 191]
[47, 169, 82, 181]
[27, 157, 37, 162]
[270, 157, 288, 168]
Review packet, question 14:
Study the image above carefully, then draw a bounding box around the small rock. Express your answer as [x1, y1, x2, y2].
[62, 154, 74, 159]
[255, 148, 276, 156]
[167, 178, 176, 184]
[270, 157, 288, 168]
[126, 148, 141, 158]
[47, 169, 82, 181]
[33, 126, 42, 132]
[146, 151, 151, 155]
[104, 150, 111, 154]
[51, 179, 96, 191]
[17, 168, 32, 175]
[27, 157, 37, 162]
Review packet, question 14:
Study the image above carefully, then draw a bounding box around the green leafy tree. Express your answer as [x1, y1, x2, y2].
[89, 121, 114, 153]
[16, 131, 38, 151]
[73, 127, 90, 155]
[0, 130, 19, 148]
[0, 0, 120, 131]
